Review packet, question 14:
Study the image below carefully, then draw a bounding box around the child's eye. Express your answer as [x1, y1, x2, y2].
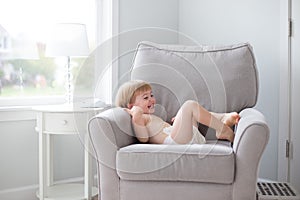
[144, 97, 149, 100]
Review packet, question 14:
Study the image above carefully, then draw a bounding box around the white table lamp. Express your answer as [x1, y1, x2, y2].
[46, 23, 89, 103]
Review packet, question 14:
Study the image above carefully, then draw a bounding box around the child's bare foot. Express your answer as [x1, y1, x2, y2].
[221, 112, 240, 127]
[216, 125, 235, 142]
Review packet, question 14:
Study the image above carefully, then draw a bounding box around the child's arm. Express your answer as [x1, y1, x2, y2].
[125, 106, 149, 143]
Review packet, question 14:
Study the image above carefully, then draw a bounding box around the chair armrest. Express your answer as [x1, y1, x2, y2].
[233, 108, 269, 153]
[88, 107, 137, 200]
[232, 108, 270, 200]
[88, 107, 137, 167]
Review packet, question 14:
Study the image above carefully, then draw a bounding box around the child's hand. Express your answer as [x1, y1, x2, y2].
[131, 106, 144, 115]
[125, 106, 147, 127]
[124, 106, 144, 117]
[124, 108, 131, 115]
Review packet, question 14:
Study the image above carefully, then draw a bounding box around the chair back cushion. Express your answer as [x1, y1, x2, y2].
[131, 41, 258, 122]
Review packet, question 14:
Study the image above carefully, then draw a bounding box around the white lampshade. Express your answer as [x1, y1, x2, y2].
[46, 23, 89, 57]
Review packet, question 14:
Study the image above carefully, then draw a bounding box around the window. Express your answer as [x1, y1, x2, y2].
[0, 0, 96, 106]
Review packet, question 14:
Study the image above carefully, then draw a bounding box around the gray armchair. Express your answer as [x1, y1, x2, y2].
[88, 41, 270, 200]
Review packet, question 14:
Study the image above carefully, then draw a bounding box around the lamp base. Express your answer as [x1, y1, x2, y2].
[65, 56, 73, 104]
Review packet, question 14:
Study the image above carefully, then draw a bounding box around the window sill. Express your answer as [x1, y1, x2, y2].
[0, 96, 66, 122]
[0, 95, 66, 107]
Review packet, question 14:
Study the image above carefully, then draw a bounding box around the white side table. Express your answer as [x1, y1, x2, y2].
[33, 104, 101, 200]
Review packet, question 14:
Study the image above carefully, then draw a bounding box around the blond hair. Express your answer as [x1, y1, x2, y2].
[115, 80, 152, 108]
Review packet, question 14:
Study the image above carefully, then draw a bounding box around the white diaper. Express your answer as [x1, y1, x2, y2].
[163, 126, 206, 144]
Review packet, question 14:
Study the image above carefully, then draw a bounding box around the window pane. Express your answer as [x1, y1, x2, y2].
[0, 56, 65, 97]
[0, 0, 96, 101]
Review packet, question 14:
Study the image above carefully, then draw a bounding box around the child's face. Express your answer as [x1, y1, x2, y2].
[131, 89, 156, 114]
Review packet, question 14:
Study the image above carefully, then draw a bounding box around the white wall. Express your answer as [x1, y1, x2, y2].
[0, 119, 38, 190]
[178, 0, 280, 180]
[117, 0, 179, 90]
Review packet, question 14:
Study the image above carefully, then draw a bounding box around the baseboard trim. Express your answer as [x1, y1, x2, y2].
[0, 184, 39, 200]
[0, 176, 97, 200]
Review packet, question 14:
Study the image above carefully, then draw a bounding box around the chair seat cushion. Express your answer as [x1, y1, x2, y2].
[116, 141, 235, 184]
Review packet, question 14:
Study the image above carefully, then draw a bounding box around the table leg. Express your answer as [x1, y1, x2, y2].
[84, 133, 93, 200]
[46, 134, 53, 187]
[38, 118, 47, 199]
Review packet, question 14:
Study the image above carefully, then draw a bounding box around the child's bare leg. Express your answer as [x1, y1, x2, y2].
[170, 104, 196, 144]
[208, 113, 235, 142]
[210, 112, 240, 127]
[171, 100, 235, 143]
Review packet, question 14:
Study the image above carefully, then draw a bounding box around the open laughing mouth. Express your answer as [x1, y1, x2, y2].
[148, 104, 154, 110]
